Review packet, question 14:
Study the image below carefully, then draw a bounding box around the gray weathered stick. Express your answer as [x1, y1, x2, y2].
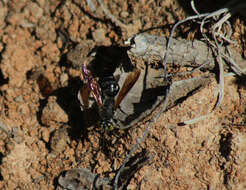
[58, 151, 151, 190]
[127, 34, 246, 70]
[58, 168, 111, 190]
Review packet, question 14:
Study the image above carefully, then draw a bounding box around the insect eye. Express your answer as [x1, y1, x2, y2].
[99, 76, 119, 97]
[102, 82, 119, 96]
[109, 83, 119, 95]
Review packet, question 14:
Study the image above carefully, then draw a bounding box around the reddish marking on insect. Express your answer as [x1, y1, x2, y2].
[81, 64, 103, 107]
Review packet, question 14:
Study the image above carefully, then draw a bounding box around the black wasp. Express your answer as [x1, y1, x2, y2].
[79, 46, 140, 130]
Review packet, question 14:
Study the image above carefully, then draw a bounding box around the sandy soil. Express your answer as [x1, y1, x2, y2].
[0, 0, 246, 189]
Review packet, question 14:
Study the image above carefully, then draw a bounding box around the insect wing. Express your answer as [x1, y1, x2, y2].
[81, 64, 102, 107]
[115, 68, 141, 109]
[89, 78, 103, 107]
[113, 64, 166, 129]
[79, 83, 91, 109]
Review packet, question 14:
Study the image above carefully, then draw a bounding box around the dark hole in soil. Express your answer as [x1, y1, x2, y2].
[219, 133, 232, 160]
[0, 69, 8, 87]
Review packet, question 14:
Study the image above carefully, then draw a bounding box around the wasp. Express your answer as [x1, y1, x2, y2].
[78, 46, 141, 130]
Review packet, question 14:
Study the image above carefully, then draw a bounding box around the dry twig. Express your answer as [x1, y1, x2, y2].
[127, 34, 246, 70]
[163, 0, 246, 124]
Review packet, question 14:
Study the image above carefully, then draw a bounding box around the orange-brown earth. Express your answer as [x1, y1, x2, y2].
[0, 0, 246, 189]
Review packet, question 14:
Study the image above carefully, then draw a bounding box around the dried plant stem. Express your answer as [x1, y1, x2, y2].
[184, 0, 246, 124]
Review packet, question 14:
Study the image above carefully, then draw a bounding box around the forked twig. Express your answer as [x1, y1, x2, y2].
[182, 1, 246, 124]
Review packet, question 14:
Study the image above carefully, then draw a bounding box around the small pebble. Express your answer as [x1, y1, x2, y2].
[92, 28, 107, 43]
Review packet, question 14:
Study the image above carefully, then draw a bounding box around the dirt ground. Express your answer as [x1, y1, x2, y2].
[0, 0, 246, 189]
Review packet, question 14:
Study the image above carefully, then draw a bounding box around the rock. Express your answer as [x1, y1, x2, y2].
[41, 128, 50, 143]
[41, 96, 69, 126]
[92, 28, 110, 44]
[50, 125, 69, 154]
